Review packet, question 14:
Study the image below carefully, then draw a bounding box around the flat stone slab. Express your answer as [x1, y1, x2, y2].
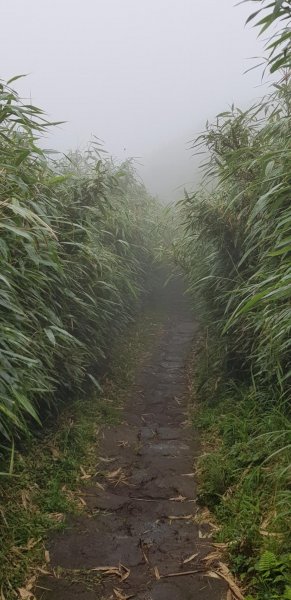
[49, 526, 143, 569]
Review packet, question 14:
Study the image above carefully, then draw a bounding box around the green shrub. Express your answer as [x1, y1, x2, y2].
[0, 79, 160, 465]
[175, 4, 291, 596]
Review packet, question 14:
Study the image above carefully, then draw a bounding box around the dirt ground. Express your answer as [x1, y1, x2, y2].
[36, 278, 226, 600]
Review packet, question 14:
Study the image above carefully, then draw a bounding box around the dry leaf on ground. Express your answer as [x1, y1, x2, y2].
[169, 495, 187, 502]
[106, 468, 122, 479]
[205, 571, 221, 580]
[198, 529, 212, 539]
[17, 577, 36, 600]
[90, 564, 130, 582]
[106, 467, 128, 487]
[168, 514, 193, 521]
[95, 481, 105, 491]
[183, 552, 199, 564]
[120, 564, 130, 582]
[36, 568, 51, 576]
[80, 466, 91, 480]
[17, 589, 35, 600]
[48, 512, 64, 523]
[210, 562, 244, 600]
[118, 440, 130, 448]
[202, 549, 223, 566]
[113, 589, 134, 600]
[161, 569, 200, 578]
[91, 566, 121, 577]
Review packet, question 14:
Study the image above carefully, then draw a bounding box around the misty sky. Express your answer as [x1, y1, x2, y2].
[2, 1, 267, 201]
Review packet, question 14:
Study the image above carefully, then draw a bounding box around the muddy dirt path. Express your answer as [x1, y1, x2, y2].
[38, 280, 226, 600]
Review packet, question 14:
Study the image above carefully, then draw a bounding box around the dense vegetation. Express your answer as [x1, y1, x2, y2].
[176, 2, 291, 599]
[1, 1, 291, 598]
[0, 80, 159, 469]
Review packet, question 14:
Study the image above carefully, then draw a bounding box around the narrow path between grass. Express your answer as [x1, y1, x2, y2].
[36, 278, 227, 600]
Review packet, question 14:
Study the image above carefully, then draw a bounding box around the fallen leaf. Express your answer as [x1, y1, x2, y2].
[182, 473, 195, 478]
[44, 550, 50, 563]
[98, 456, 116, 463]
[95, 482, 105, 491]
[48, 512, 64, 523]
[161, 569, 200, 578]
[198, 530, 212, 539]
[17, 589, 35, 600]
[12, 539, 41, 553]
[169, 495, 187, 502]
[140, 542, 149, 564]
[80, 466, 91, 480]
[154, 566, 160, 580]
[202, 550, 222, 565]
[168, 514, 192, 521]
[36, 568, 51, 576]
[113, 588, 133, 599]
[27, 538, 41, 551]
[205, 571, 221, 580]
[120, 564, 130, 582]
[90, 564, 130, 581]
[183, 552, 199, 564]
[106, 468, 122, 479]
[259, 529, 282, 538]
[106, 467, 128, 487]
[215, 562, 245, 600]
[118, 440, 129, 448]
[90, 566, 120, 576]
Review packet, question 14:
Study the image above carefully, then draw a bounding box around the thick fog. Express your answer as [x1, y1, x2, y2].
[2, 0, 267, 202]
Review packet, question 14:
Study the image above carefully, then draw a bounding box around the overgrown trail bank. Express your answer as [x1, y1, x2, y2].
[37, 280, 226, 600]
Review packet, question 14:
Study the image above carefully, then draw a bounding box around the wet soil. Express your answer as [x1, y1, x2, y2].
[36, 279, 226, 600]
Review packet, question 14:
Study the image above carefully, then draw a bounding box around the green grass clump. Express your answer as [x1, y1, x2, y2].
[189, 333, 291, 599]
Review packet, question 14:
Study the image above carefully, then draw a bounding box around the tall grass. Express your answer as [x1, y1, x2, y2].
[0, 79, 159, 465]
[178, 84, 291, 389]
[176, 2, 291, 597]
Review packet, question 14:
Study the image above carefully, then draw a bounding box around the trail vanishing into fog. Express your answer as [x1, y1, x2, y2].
[37, 279, 227, 600]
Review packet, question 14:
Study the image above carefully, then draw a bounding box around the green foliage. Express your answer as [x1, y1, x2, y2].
[192, 348, 291, 597]
[176, 3, 291, 598]
[244, 0, 291, 74]
[0, 79, 160, 466]
[177, 85, 291, 389]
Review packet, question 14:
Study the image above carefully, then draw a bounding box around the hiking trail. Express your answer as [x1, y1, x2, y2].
[37, 279, 226, 600]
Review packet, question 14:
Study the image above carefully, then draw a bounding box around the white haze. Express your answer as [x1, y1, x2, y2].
[1, 0, 267, 202]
